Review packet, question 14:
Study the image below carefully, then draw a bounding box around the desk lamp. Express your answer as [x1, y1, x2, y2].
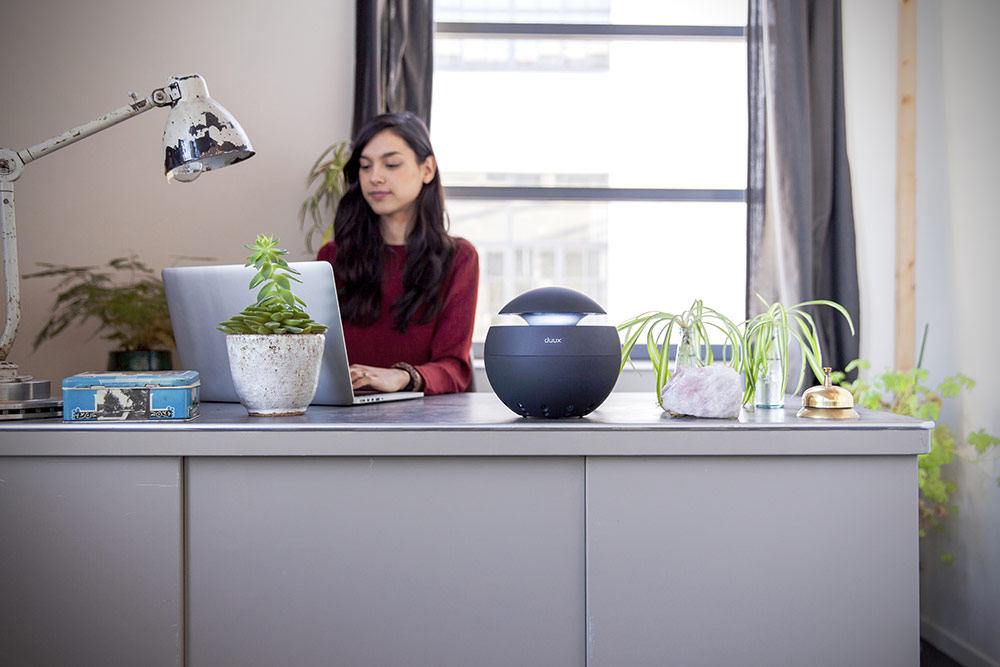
[0, 74, 254, 420]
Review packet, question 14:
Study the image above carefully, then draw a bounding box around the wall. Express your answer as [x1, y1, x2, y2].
[0, 0, 354, 388]
[843, 1, 1000, 665]
[915, 1, 1000, 664]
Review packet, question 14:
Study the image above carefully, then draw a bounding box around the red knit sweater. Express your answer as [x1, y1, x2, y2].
[317, 238, 479, 395]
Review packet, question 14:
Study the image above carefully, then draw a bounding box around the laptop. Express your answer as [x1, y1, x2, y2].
[162, 261, 423, 405]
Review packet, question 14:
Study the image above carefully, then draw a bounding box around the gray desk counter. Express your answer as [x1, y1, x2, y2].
[0, 393, 931, 667]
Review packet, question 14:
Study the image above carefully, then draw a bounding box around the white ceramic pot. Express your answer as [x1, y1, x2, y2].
[225, 334, 325, 416]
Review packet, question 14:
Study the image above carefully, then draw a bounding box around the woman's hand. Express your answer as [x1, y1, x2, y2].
[349, 364, 411, 393]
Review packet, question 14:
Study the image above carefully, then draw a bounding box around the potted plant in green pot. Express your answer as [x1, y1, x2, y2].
[741, 295, 854, 408]
[298, 139, 351, 254]
[217, 235, 328, 416]
[24, 256, 175, 371]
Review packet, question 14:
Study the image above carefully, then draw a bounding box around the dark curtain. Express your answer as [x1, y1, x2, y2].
[353, 0, 434, 136]
[746, 0, 861, 377]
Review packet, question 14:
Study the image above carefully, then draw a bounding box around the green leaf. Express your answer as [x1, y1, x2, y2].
[256, 283, 274, 304]
[968, 428, 1000, 455]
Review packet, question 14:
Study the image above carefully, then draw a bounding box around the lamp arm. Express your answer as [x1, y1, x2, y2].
[17, 86, 176, 169]
[0, 83, 177, 364]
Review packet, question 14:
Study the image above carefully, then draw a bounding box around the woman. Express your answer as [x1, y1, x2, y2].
[317, 112, 479, 395]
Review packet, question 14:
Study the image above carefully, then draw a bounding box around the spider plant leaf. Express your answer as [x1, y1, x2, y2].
[795, 299, 855, 335]
[619, 325, 646, 374]
[645, 324, 662, 371]
[697, 322, 712, 366]
[655, 320, 676, 390]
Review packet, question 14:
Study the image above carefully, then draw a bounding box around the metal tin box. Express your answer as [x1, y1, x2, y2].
[62, 370, 200, 422]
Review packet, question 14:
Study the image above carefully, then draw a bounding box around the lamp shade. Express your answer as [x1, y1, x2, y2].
[162, 74, 254, 182]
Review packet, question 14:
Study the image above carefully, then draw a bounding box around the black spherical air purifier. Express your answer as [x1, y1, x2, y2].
[484, 286, 621, 418]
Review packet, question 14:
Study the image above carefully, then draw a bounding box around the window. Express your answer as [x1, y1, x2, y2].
[432, 0, 748, 343]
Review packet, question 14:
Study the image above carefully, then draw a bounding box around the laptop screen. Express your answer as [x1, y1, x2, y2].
[163, 261, 362, 405]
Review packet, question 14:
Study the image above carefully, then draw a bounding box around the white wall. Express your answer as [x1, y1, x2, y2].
[844, 1, 1000, 664]
[915, 2, 1000, 665]
[0, 0, 354, 387]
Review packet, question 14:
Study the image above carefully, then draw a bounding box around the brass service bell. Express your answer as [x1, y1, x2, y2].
[796, 367, 859, 419]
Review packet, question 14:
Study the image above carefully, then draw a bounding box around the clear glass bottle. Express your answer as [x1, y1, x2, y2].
[674, 327, 700, 373]
[754, 333, 785, 409]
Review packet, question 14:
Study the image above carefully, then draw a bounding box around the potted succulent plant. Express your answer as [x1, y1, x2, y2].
[741, 295, 854, 408]
[24, 256, 175, 371]
[217, 234, 328, 416]
[618, 299, 744, 406]
[298, 140, 351, 254]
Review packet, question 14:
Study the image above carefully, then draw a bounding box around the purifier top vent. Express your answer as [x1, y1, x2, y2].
[498, 286, 605, 326]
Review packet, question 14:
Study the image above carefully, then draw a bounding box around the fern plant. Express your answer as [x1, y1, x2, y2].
[217, 235, 328, 335]
[618, 299, 744, 405]
[298, 140, 351, 254]
[24, 256, 174, 351]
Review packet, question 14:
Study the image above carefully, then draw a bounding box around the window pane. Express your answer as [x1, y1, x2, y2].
[447, 199, 745, 341]
[433, 38, 747, 190]
[436, 0, 746, 26]
[433, 1, 749, 352]
[605, 201, 746, 337]
[447, 199, 608, 339]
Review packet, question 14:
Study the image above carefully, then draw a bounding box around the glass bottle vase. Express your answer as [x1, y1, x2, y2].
[674, 327, 700, 373]
[754, 336, 785, 409]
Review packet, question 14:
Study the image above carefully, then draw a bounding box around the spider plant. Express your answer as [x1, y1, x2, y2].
[618, 299, 743, 405]
[298, 140, 351, 254]
[741, 295, 854, 405]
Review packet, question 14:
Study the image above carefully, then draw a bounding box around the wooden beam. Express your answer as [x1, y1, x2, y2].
[895, 0, 917, 370]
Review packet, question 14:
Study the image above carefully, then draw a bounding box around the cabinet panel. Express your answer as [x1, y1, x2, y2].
[187, 456, 585, 667]
[586, 455, 919, 667]
[0, 457, 183, 667]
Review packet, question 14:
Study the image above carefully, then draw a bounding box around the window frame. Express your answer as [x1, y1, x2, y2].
[433, 13, 750, 359]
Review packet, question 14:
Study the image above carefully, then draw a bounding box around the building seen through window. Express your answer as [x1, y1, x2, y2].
[432, 0, 748, 345]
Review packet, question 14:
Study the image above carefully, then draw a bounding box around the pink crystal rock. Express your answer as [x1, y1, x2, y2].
[660, 365, 742, 418]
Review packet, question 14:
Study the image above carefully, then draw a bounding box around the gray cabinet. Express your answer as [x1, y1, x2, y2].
[585, 455, 919, 667]
[0, 457, 182, 667]
[186, 456, 585, 667]
[0, 394, 930, 666]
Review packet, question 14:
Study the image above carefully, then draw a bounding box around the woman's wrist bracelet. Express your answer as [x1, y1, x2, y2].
[391, 362, 423, 392]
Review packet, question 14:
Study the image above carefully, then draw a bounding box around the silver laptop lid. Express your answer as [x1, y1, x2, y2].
[163, 261, 420, 406]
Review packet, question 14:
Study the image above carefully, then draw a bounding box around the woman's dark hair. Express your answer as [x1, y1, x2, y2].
[333, 111, 455, 332]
